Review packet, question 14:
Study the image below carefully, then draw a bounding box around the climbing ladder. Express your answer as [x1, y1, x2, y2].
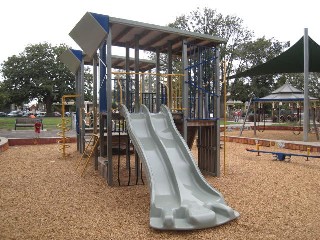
[76, 134, 100, 176]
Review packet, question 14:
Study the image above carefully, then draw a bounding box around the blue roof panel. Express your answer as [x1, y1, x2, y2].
[90, 12, 109, 33]
[71, 49, 83, 62]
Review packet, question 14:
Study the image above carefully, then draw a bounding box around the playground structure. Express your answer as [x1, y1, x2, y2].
[231, 32, 320, 142]
[61, 12, 239, 229]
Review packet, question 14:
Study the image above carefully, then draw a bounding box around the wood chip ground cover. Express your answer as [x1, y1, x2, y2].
[1, 131, 320, 239]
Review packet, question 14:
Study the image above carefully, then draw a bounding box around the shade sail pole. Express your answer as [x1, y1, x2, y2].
[303, 28, 309, 142]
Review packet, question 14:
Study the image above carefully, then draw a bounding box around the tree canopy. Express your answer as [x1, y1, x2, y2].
[168, 7, 295, 103]
[0, 43, 93, 113]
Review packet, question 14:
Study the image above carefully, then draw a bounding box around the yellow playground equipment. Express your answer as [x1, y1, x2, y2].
[57, 94, 79, 158]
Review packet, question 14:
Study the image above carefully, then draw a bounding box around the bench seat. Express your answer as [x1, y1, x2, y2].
[15, 118, 44, 130]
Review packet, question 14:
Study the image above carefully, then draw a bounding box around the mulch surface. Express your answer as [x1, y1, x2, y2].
[1, 132, 320, 239]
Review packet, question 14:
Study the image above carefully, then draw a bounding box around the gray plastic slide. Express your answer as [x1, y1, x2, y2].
[120, 104, 239, 230]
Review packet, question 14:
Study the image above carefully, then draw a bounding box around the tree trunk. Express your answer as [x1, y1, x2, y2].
[44, 96, 53, 114]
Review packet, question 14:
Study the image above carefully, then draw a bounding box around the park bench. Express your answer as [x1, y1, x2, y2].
[15, 118, 44, 130]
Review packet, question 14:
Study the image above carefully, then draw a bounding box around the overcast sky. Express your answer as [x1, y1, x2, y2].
[1, 0, 319, 66]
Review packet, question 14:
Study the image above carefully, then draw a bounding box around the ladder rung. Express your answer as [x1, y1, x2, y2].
[76, 134, 100, 177]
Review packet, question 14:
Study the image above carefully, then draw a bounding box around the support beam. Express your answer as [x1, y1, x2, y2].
[125, 43, 130, 110]
[107, 28, 113, 186]
[134, 35, 140, 112]
[99, 41, 107, 157]
[198, 49, 203, 118]
[167, 41, 172, 109]
[182, 40, 188, 141]
[214, 48, 221, 177]
[156, 49, 161, 112]
[75, 68, 80, 151]
[93, 54, 98, 170]
[303, 28, 309, 142]
[79, 59, 85, 154]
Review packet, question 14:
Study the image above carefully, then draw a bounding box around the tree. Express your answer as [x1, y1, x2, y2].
[168, 8, 293, 105]
[169, 7, 254, 80]
[0, 43, 93, 113]
[233, 37, 290, 98]
[0, 81, 11, 111]
[229, 78, 251, 103]
[0, 54, 32, 107]
[167, 7, 258, 116]
[285, 72, 320, 98]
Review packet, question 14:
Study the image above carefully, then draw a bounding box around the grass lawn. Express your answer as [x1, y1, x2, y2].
[0, 117, 72, 131]
[0, 117, 266, 131]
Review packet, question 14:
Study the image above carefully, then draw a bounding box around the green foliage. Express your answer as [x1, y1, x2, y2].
[234, 37, 289, 98]
[167, 7, 256, 103]
[169, 7, 254, 79]
[229, 78, 250, 102]
[284, 72, 320, 98]
[0, 43, 93, 113]
[0, 81, 11, 110]
[167, 7, 297, 103]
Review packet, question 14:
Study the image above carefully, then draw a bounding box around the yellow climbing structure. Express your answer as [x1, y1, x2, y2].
[76, 134, 100, 176]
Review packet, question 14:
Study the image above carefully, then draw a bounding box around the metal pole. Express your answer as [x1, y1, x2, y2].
[167, 41, 172, 109]
[106, 28, 113, 186]
[254, 102, 257, 136]
[99, 41, 107, 157]
[198, 49, 203, 119]
[156, 49, 160, 112]
[303, 28, 309, 142]
[134, 35, 140, 112]
[125, 43, 130, 110]
[214, 48, 221, 177]
[182, 40, 188, 141]
[80, 59, 85, 153]
[75, 70, 80, 151]
[93, 54, 98, 170]
[223, 61, 227, 176]
[134, 35, 140, 182]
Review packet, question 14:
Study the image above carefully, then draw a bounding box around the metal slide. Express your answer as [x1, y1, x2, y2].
[120, 104, 239, 230]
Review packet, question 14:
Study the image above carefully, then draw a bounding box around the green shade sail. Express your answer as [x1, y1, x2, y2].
[230, 36, 320, 78]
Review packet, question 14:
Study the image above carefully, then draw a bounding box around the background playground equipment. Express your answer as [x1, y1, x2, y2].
[240, 82, 320, 139]
[57, 94, 79, 158]
[60, 12, 239, 230]
[246, 146, 320, 161]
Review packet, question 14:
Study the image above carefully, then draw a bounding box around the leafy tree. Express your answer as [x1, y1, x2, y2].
[167, 7, 255, 114]
[233, 37, 290, 99]
[169, 7, 254, 82]
[166, 7, 259, 118]
[229, 78, 251, 103]
[0, 81, 11, 111]
[168, 8, 291, 105]
[285, 72, 320, 98]
[0, 43, 93, 113]
[0, 54, 32, 107]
